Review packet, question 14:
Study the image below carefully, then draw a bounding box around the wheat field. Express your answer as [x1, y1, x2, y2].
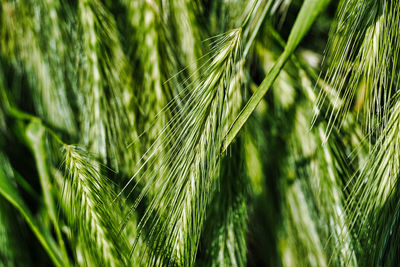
[1, 0, 399, 266]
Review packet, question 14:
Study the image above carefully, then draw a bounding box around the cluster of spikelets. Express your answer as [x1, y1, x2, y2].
[1, 0, 400, 266]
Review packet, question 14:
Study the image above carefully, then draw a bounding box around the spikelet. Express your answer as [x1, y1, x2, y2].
[121, 28, 242, 266]
[345, 99, 400, 265]
[77, 0, 131, 169]
[316, 0, 400, 137]
[63, 145, 129, 266]
[196, 58, 247, 266]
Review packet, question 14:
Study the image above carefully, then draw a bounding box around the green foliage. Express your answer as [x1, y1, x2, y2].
[1, 0, 400, 266]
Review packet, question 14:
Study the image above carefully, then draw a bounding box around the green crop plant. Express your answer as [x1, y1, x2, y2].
[1, 0, 400, 266]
